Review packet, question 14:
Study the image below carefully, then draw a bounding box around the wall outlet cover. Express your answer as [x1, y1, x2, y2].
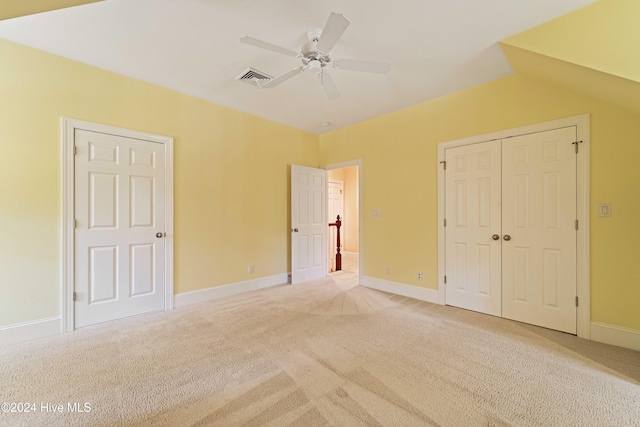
[598, 203, 611, 217]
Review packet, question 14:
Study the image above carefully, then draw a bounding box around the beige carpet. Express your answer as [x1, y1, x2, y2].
[1, 270, 639, 426]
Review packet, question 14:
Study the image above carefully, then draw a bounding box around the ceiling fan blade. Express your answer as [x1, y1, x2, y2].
[316, 13, 350, 53]
[317, 71, 341, 100]
[334, 59, 391, 74]
[240, 36, 298, 57]
[263, 67, 304, 88]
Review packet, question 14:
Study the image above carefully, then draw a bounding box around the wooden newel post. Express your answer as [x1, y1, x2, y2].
[329, 215, 342, 271]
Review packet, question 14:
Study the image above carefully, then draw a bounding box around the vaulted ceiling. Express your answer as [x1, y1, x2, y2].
[4, 0, 636, 134]
[500, 0, 640, 117]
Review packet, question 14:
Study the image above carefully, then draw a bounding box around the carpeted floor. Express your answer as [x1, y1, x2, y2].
[1, 269, 639, 426]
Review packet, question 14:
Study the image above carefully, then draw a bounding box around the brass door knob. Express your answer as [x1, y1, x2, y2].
[492, 234, 500, 240]
[503, 235, 511, 241]
[156, 232, 164, 238]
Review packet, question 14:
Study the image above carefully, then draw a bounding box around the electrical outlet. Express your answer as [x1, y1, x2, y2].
[386, 267, 391, 275]
[417, 272, 423, 280]
[247, 265, 254, 274]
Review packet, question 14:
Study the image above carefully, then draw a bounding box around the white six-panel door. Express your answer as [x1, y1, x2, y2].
[502, 127, 577, 333]
[445, 127, 577, 334]
[291, 165, 327, 284]
[445, 140, 502, 316]
[74, 129, 166, 328]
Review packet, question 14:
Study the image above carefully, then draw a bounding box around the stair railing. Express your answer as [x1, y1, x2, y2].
[328, 215, 342, 271]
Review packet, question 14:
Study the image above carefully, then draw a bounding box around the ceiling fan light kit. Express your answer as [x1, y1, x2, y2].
[239, 12, 390, 100]
[308, 60, 322, 71]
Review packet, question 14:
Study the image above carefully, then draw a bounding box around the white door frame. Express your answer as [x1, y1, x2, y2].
[61, 118, 174, 333]
[437, 114, 590, 339]
[324, 159, 363, 285]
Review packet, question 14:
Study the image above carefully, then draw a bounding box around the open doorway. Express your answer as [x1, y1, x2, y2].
[327, 164, 360, 275]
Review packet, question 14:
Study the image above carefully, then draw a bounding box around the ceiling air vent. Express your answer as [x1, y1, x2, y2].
[236, 67, 273, 88]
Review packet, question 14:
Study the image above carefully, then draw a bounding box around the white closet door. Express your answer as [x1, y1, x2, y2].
[445, 140, 502, 316]
[501, 127, 577, 334]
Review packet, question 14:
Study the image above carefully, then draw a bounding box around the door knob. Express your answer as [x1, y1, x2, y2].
[292, 228, 299, 233]
[492, 234, 500, 240]
[503, 234, 511, 241]
[156, 232, 164, 238]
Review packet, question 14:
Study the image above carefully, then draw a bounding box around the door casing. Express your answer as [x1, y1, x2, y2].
[437, 114, 590, 339]
[62, 118, 174, 333]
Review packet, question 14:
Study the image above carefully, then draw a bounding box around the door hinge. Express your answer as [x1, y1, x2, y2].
[440, 160, 446, 170]
[444, 218, 447, 227]
[444, 275, 447, 284]
[73, 219, 77, 229]
[575, 219, 579, 230]
[73, 292, 77, 301]
[572, 140, 583, 154]
[575, 296, 579, 307]
[73, 146, 77, 156]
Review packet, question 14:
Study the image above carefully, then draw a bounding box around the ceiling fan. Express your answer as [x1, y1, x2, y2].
[239, 12, 391, 100]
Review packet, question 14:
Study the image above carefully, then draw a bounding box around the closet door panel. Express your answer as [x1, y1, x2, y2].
[445, 140, 502, 316]
[501, 127, 577, 334]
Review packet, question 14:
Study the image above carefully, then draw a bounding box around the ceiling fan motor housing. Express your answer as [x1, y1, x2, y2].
[301, 41, 331, 66]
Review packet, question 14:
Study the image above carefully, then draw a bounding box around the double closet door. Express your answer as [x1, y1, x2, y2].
[445, 127, 577, 334]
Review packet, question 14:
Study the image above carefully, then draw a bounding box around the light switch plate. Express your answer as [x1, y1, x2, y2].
[598, 203, 611, 217]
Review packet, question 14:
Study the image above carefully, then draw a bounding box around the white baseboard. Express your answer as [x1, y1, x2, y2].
[174, 273, 288, 308]
[0, 317, 62, 346]
[590, 322, 640, 352]
[361, 275, 439, 304]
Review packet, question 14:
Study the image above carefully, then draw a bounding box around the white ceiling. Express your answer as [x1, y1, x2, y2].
[0, 0, 598, 134]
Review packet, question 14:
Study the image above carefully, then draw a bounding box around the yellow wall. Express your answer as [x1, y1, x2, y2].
[320, 73, 640, 331]
[0, 0, 102, 21]
[0, 38, 318, 327]
[328, 169, 344, 181]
